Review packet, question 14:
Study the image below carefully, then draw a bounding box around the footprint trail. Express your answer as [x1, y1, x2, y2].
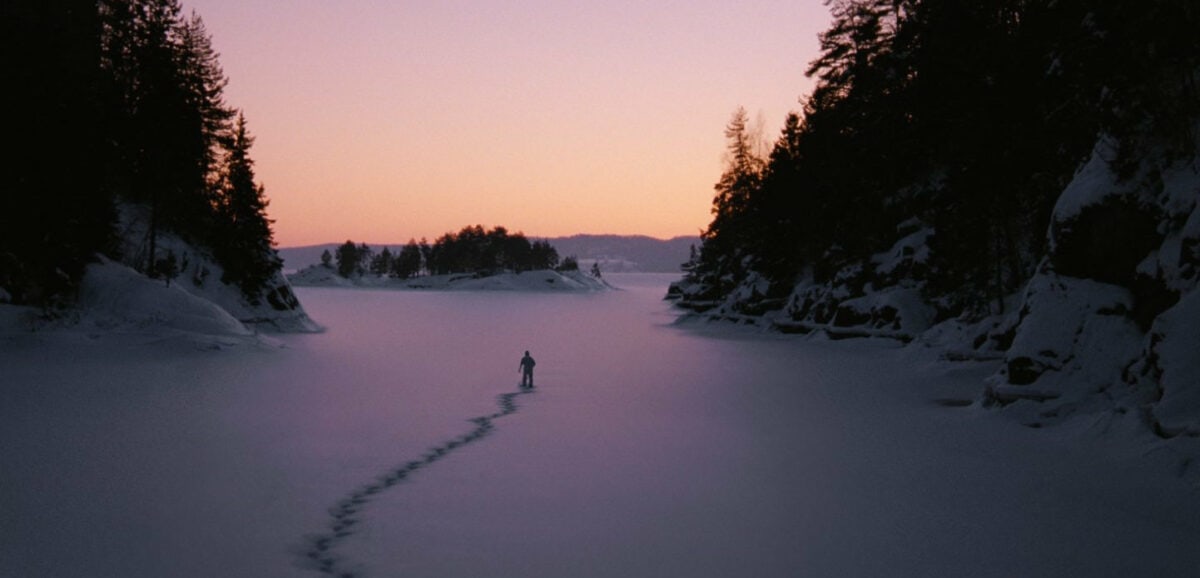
[298, 387, 534, 577]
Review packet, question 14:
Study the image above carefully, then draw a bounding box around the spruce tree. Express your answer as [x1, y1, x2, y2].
[214, 112, 281, 298]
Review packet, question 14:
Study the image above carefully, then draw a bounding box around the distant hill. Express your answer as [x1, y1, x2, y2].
[277, 235, 699, 273]
[547, 235, 698, 273]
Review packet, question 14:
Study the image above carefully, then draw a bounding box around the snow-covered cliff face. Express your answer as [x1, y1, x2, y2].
[994, 137, 1199, 435]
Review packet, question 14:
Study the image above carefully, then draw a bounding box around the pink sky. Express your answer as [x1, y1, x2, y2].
[183, 1, 831, 247]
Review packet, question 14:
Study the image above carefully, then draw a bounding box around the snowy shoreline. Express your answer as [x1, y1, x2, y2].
[0, 256, 321, 349]
[287, 264, 613, 292]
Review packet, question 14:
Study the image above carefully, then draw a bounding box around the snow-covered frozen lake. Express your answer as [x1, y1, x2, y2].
[3, 273, 1199, 577]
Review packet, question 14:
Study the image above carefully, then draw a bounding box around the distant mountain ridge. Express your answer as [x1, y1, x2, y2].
[278, 235, 699, 273]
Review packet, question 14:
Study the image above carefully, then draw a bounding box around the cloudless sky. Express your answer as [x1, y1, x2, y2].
[182, 0, 832, 246]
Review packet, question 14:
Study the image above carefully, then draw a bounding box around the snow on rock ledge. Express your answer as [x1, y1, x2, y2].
[993, 133, 1200, 431]
[989, 273, 1143, 408]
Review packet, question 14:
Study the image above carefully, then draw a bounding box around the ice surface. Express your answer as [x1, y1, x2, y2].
[3, 274, 1200, 577]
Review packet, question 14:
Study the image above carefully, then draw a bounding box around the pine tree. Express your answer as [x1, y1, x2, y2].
[175, 11, 234, 199]
[335, 241, 358, 278]
[691, 107, 767, 293]
[708, 107, 765, 245]
[393, 240, 423, 279]
[371, 247, 393, 276]
[356, 243, 373, 275]
[213, 112, 281, 298]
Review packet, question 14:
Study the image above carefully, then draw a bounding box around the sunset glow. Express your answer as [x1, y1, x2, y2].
[181, 0, 831, 246]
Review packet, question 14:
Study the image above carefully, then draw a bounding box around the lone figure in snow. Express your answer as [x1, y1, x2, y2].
[519, 351, 536, 388]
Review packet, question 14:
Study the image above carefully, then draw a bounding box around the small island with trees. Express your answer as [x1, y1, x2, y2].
[289, 225, 609, 292]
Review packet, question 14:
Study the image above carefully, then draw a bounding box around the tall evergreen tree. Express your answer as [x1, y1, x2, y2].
[175, 11, 235, 202]
[691, 107, 766, 294]
[213, 112, 281, 298]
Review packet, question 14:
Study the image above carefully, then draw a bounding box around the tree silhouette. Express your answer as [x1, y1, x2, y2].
[686, 0, 1200, 320]
[2, 1, 287, 308]
[335, 241, 359, 278]
[392, 240, 423, 279]
[212, 112, 281, 299]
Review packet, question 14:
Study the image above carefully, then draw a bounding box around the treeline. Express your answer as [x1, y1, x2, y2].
[2, 0, 279, 306]
[688, 0, 1199, 317]
[326, 225, 565, 279]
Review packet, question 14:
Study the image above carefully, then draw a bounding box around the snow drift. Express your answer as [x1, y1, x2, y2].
[108, 204, 322, 335]
[0, 204, 321, 343]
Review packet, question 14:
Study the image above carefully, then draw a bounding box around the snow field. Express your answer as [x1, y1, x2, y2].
[2, 274, 1199, 577]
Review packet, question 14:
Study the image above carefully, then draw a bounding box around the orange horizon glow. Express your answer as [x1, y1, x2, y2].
[183, 1, 831, 247]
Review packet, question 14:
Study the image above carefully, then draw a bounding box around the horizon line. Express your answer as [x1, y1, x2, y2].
[277, 232, 702, 249]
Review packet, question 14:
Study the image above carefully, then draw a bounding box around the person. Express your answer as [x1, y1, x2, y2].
[518, 350, 536, 387]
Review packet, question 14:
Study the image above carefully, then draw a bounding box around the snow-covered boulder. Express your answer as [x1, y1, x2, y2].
[833, 286, 935, 337]
[992, 133, 1199, 428]
[286, 263, 353, 287]
[871, 222, 933, 284]
[77, 258, 252, 339]
[995, 274, 1142, 396]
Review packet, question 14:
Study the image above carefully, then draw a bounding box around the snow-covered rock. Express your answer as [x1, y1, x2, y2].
[670, 130, 1200, 441]
[285, 263, 354, 287]
[77, 258, 253, 338]
[985, 273, 1144, 413]
[113, 204, 321, 334]
[1137, 291, 1200, 436]
[833, 286, 935, 336]
[987, 131, 1199, 429]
